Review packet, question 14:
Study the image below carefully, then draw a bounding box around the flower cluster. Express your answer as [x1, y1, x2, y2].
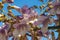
[0, 0, 60, 40]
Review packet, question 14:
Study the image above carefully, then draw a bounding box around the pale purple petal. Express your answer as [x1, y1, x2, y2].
[56, 8, 60, 18]
[6, 0, 14, 3]
[16, 15, 24, 20]
[37, 30, 43, 36]
[33, 15, 49, 26]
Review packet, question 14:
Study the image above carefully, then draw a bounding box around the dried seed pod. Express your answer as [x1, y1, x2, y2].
[7, 5, 15, 10]
[8, 10, 16, 18]
[0, 14, 6, 21]
[48, 5, 54, 9]
[0, 2, 4, 10]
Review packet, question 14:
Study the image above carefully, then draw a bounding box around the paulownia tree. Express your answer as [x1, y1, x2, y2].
[0, 0, 60, 40]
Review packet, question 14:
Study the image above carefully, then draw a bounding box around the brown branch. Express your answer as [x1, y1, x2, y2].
[48, 26, 60, 29]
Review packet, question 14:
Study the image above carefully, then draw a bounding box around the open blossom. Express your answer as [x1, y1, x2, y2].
[13, 5, 30, 14]
[48, 0, 60, 14]
[21, 5, 30, 14]
[32, 15, 50, 37]
[48, 9, 56, 16]
[6, 0, 14, 3]
[13, 22, 31, 38]
[0, 33, 7, 40]
[41, 18, 50, 34]
[1, 0, 60, 40]
[0, 22, 13, 40]
[34, 15, 49, 25]
[37, 30, 43, 36]
[54, 2, 60, 10]
[23, 12, 38, 21]
[0, 27, 8, 40]
[49, 4, 60, 25]
[48, 0, 60, 24]
[16, 15, 24, 20]
[37, 30, 50, 40]
[0, 22, 10, 32]
[36, 15, 50, 34]
[13, 5, 38, 24]
[56, 8, 60, 18]
[51, 0, 60, 6]
[14, 5, 38, 16]
[2, 0, 14, 3]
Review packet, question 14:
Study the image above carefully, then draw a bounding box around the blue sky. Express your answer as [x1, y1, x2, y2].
[0, 0, 59, 40]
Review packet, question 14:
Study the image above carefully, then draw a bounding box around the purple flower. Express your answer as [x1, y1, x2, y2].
[44, 31, 50, 35]
[37, 30, 43, 36]
[56, 8, 60, 18]
[16, 15, 24, 20]
[21, 5, 29, 14]
[2, 24, 9, 30]
[33, 15, 50, 26]
[0, 29, 5, 34]
[6, 0, 14, 3]
[13, 23, 31, 37]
